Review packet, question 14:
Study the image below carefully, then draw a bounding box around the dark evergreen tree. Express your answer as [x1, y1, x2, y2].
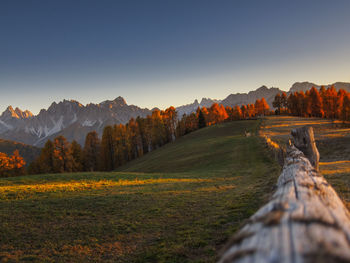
[198, 108, 206, 128]
[71, 140, 83, 172]
[83, 131, 101, 171]
[100, 126, 115, 171]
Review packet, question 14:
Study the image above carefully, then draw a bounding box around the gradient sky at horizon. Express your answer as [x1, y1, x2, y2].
[1, 0, 350, 114]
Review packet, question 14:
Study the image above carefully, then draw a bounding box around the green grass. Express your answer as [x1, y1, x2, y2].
[0, 120, 280, 262]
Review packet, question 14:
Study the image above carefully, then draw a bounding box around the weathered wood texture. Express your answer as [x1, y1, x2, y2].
[219, 127, 350, 263]
[291, 126, 320, 171]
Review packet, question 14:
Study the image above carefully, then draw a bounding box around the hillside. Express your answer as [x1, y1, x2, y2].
[0, 120, 280, 262]
[0, 139, 41, 164]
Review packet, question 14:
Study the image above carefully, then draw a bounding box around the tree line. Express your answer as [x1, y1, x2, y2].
[273, 86, 350, 120]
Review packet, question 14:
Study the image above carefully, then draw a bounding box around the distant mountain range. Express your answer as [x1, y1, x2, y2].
[0, 97, 151, 146]
[1, 81, 349, 147]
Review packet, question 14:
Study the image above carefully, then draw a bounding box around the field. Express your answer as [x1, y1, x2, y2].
[261, 116, 350, 210]
[0, 120, 280, 263]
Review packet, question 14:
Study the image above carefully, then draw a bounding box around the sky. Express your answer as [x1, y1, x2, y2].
[1, 0, 350, 114]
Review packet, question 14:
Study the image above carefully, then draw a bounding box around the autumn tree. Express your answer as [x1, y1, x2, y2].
[207, 103, 228, 124]
[184, 113, 198, 133]
[136, 116, 151, 154]
[281, 92, 288, 112]
[113, 124, 128, 167]
[247, 104, 255, 118]
[272, 93, 282, 114]
[240, 105, 247, 119]
[0, 151, 26, 177]
[255, 98, 269, 116]
[176, 114, 186, 137]
[296, 91, 307, 117]
[11, 150, 26, 176]
[71, 140, 83, 172]
[127, 118, 143, 160]
[309, 87, 324, 117]
[100, 126, 115, 171]
[322, 86, 338, 119]
[232, 106, 242, 120]
[163, 107, 178, 142]
[150, 109, 167, 149]
[0, 152, 11, 177]
[83, 131, 101, 171]
[52, 136, 74, 173]
[337, 89, 346, 119]
[341, 93, 350, 121]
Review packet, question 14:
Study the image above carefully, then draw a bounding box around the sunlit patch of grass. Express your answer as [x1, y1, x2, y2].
[263, 136, 280, 149]
[0, 178, 222, 200]
[321, 169, 350, 175]
[319, 161, 350, 175]
[320, 160, 350, 165]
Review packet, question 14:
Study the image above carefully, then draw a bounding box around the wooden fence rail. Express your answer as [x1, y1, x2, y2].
[219, 126, 350, 263]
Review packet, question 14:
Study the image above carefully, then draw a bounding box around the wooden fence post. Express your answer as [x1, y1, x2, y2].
[219, 126, 350, 263]
[291, 126, 319, 171]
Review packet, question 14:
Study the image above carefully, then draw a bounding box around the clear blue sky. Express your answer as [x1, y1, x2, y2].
[1, 0, 350, 114]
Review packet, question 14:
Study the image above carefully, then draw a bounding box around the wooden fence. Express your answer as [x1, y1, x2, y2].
[219, 126, 350, 263]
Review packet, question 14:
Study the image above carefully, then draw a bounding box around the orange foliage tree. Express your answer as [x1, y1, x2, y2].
[282, 86, 350, 122]
[0, 150, 26, 177]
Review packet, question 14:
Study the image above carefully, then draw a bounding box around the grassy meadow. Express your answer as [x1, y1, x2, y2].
[0, 120, 280, 263]
[261, 116, 350, 210]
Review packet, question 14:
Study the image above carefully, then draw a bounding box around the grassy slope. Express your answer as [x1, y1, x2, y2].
[262, 116, 350, 210]
[0, 120, 280, 263]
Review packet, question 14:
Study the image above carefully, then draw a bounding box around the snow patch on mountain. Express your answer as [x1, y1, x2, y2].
[82, 120, 96, 127]
[0, 120, 13, 130]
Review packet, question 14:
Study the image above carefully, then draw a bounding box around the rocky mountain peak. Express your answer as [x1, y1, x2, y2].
[289, 82, 317, 93]
[100, 96, 127, 108]
[0, 105, 33, 134]
[256, 85, 268, 91]
[2, 106, 20, 119]
[113, 96, 127, 106]
[13, 108, 33, 119]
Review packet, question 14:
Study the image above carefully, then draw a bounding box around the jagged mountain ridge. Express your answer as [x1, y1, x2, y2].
[0, 97, 151, 146]
[176, 86, 283, 116]
[221, 85, 282, 108]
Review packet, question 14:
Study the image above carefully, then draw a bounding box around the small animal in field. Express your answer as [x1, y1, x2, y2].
[244, 130, 251, 137]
